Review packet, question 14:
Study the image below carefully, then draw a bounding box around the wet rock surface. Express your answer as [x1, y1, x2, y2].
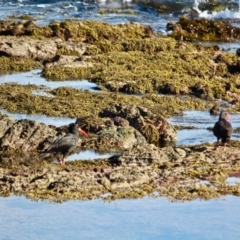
[1, 142, 240, 202]
[0, 36, 57, 60]
[99, 103, 177, 143]
[2, 19, 240, 99]
[1, 19, 240, 202]
[0, 119, 55, 152]
[167, 16, 240, 42]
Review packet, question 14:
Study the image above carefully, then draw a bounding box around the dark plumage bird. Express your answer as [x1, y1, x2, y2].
[213, 111, 233, 150]
[39, 123, 88, 164]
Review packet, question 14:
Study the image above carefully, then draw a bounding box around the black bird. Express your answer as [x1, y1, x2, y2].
[39, 123, 88, 164]
[213, 111, 233, 150]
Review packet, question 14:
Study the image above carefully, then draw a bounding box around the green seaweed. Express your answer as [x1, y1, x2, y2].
[0, 83, 212, 118]
[0, 56, 42, 72]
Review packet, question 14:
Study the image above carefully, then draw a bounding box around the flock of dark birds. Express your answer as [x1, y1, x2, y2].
[39, 110, 233, 165]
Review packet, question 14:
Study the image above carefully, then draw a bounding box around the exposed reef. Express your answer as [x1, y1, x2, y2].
[1, 141, 240, 202]
[0, 83, 212, 118]
[1, 18, 240, 202]
[1, 19, 240, 99]
[167, 16, 240, 42]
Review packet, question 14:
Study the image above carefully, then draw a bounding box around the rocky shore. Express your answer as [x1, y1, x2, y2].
[0, 17, 240, 202]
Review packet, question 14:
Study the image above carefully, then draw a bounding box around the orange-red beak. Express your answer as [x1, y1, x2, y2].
[226, 113, 232, 122]
[78, 128, 88, 136]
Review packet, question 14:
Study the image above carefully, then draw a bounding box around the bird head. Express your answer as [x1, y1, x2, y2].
[219, 111, 232, 121]
[69, 123, 88, 136]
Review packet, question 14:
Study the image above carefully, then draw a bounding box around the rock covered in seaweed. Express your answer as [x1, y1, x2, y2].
[99, 103, 177, 143]
[116, 143, 185, 166]
[0, 116, 57, 152]
[77, 116, 146, 152]
[2, 143, 240, 202]
[167, 16, 240, 42]
[95, 120, 146, 150]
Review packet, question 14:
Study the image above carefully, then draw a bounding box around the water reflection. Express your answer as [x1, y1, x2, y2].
[0, 70, 99, 91]
[67, 150, 116, 161]
[1, 110, 74, 127]
[0, 195, 240, 240]
[226, 177, 240, 184]
[168, 110, 240, 146]
[3, 109, 240, 147]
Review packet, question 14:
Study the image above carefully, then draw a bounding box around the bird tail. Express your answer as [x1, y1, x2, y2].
[39, 152, 51, 159]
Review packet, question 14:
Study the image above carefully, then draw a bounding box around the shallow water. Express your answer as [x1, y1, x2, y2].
[226, 177, 240, 184]
[169, 110, 240, 146]
[1, 109, 75, 127]
[1, 195, 240, 240]
[1, 1, 240, 239]
[3, 108, 240, 147]
[66, 149, 116, 161]
[0, 70, 99, 91]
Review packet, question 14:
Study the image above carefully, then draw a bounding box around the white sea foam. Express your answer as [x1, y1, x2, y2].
[194, 0, 240, 19]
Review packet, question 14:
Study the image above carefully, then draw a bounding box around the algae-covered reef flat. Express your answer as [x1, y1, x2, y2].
[0, 83, 239, 202]
[1, 19, 240, 100]
[1, 17, 240, 203]
[0, 83, 211, 118]
[167, 16, 240, 42]
[1, 143, 240, 202]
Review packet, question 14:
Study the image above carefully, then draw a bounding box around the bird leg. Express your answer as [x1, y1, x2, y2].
[213, 141, 219, 151]
[55, 156, 61, 163]
[222, 142, 228, 151]
[55, 156, 64, 164]
[59, 158, 65, 165]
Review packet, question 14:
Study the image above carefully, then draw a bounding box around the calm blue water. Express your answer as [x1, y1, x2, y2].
[168, 110, 240, 146]
[0, 69, 99, 91]
[1, 195, 240, 240]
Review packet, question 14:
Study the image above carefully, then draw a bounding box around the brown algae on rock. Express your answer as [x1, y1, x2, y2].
[0, 83, 212, 118]
[1, 144, 240, 202]
[167, 16, 240, 42]
[1, 18, 240, 202]
[0, 19, 240, 99]
[0, 56, 41, 72]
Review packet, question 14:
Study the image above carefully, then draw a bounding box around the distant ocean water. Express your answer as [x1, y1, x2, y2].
[1, 0, 240, 33]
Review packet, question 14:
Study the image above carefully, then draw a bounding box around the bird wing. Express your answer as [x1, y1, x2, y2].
[213, 121, 220, 138]
[213, 120, 233, 138]
[39, 133, 78, 158]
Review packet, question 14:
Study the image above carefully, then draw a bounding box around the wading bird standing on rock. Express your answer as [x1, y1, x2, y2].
[39, 123, 88, 164]
[213, 111, 233, 151]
